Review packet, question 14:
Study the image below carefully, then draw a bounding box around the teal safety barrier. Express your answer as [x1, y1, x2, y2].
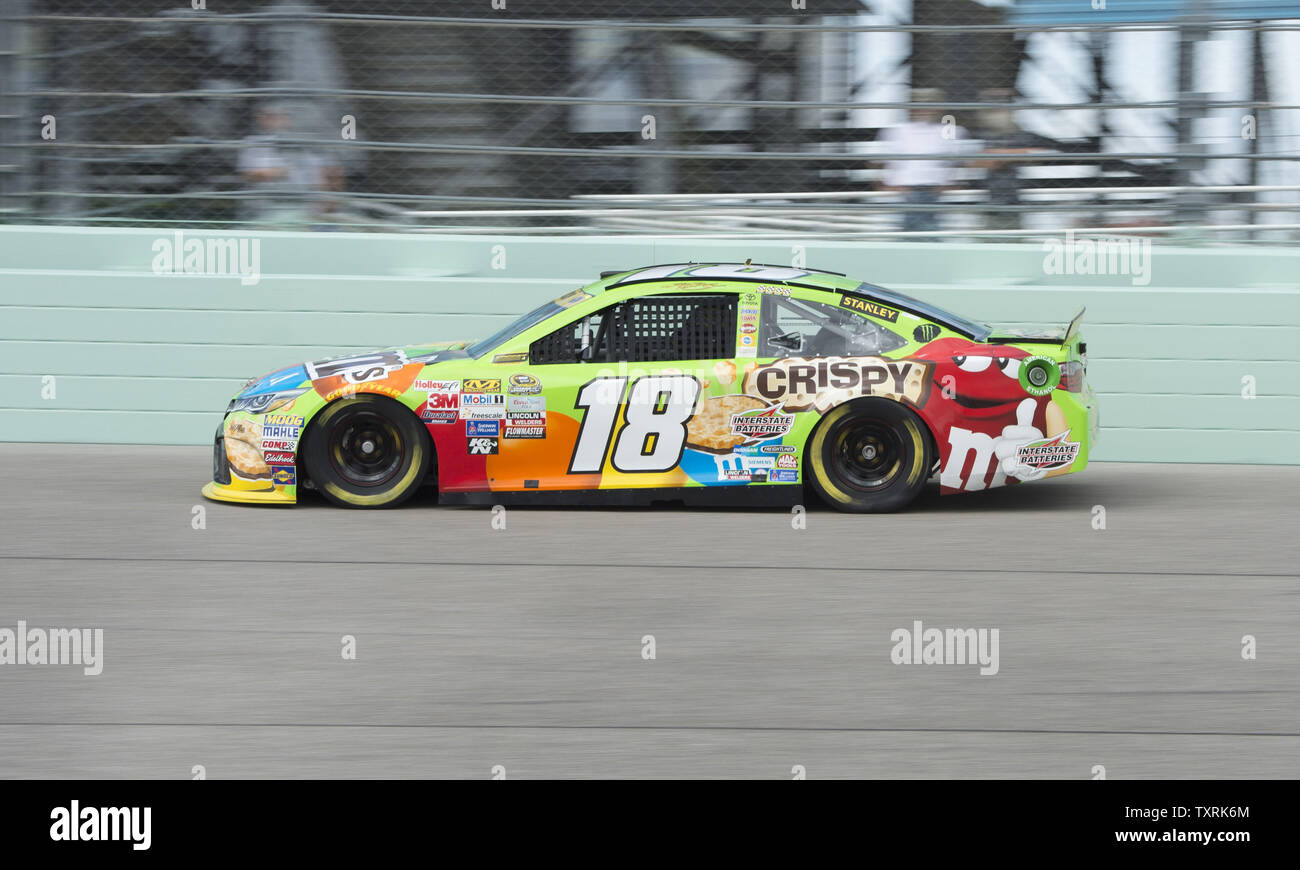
[2, 225, 1297, 463]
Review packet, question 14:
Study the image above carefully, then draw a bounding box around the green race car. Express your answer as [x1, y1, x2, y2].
[204, 262, 1099, 512]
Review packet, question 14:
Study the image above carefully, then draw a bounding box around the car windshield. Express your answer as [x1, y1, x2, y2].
[465, 289, 591, 359]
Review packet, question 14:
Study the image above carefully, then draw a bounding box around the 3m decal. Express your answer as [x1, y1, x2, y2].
[839, 295, 900, 323]
[462, 378, 501, 393]
[744, 356, 932, 411]
[468, 437, 499, 455]
[568, 375, 701, 474]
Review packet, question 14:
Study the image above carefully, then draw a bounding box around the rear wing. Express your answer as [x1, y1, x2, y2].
[1064, 306, 1086, 343]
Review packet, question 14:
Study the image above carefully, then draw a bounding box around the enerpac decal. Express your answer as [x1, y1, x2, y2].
[743, 356, 932, 412]
[839, 294, 900, 323]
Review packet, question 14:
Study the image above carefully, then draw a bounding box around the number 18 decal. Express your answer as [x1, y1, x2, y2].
[568, 375, 701, 474]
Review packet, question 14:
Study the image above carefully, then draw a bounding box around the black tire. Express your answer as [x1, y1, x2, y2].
[302, 395, 432, 509]
[804, 398, 933, 513]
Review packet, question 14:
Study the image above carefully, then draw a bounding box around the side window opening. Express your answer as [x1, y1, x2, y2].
[760, 295, 907, 358]
[530, 293, 737, 364]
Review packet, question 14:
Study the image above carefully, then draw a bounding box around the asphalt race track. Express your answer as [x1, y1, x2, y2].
[1, 443, 1297, 779]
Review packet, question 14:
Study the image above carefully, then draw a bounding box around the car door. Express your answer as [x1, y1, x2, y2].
[484, 288, 746, 493]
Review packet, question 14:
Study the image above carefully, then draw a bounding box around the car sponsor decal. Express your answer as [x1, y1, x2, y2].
[508, 374, 542, 395]
[839, 294, 900, 323]
[1015, 429, 1081, 470]
[462, 378, 501, 393]
[468, 437, 498, 455]
[466, 420, 500, 438]
[729, 403, 795, 442]
[492, 352, 529, 364]
[743, 356, 932, 411]
[306, 351, 409, 385]
[414, 379, 459, 393]
[507, 395, 545, 413]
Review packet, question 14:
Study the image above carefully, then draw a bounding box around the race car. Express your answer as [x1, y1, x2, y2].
[203, 262, 1099, 512]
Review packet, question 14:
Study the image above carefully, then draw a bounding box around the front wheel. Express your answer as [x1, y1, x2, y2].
[302, 395, 432, 508]
[804, 399, 933, 513]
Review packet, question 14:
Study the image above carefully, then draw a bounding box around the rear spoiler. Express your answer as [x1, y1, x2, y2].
[985, 306, 1086, 346]
[1064, 306, 1086, 343]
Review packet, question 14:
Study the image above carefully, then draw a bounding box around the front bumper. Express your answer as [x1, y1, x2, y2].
[202, 420, 297, 505]
[201, 480, 296, 505]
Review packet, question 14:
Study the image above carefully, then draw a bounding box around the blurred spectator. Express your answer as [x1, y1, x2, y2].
[237, 103, 343, 229]
[877, 89, 972, 234]
[972, 88, 1041, 234]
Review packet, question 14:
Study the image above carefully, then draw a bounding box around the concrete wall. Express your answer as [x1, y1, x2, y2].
[2, 225, 1298, 462]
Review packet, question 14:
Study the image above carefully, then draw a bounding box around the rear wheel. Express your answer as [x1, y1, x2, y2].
[302, 395, 431, 508]
[805, 399, 933, 513]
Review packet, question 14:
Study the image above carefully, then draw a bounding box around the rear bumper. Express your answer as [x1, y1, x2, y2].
[1054, 384, 1100, 471]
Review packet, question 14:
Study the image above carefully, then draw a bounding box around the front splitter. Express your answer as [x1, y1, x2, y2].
[201, 481, 296, 505]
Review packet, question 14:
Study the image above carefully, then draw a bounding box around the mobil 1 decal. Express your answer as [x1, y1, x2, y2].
[742, 356, 932, 414]
[568, 375, 701, 474]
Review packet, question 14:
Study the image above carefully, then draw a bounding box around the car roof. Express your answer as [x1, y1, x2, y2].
[592, 263, 990, 340]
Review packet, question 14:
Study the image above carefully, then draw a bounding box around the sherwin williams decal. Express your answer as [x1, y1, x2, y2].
[839, 294, 900, 323]
[743, 356, 932, 412]
[466, 420, 500, 438]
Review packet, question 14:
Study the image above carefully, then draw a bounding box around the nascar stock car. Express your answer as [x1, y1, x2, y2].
[203, 262, 1099, 512]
